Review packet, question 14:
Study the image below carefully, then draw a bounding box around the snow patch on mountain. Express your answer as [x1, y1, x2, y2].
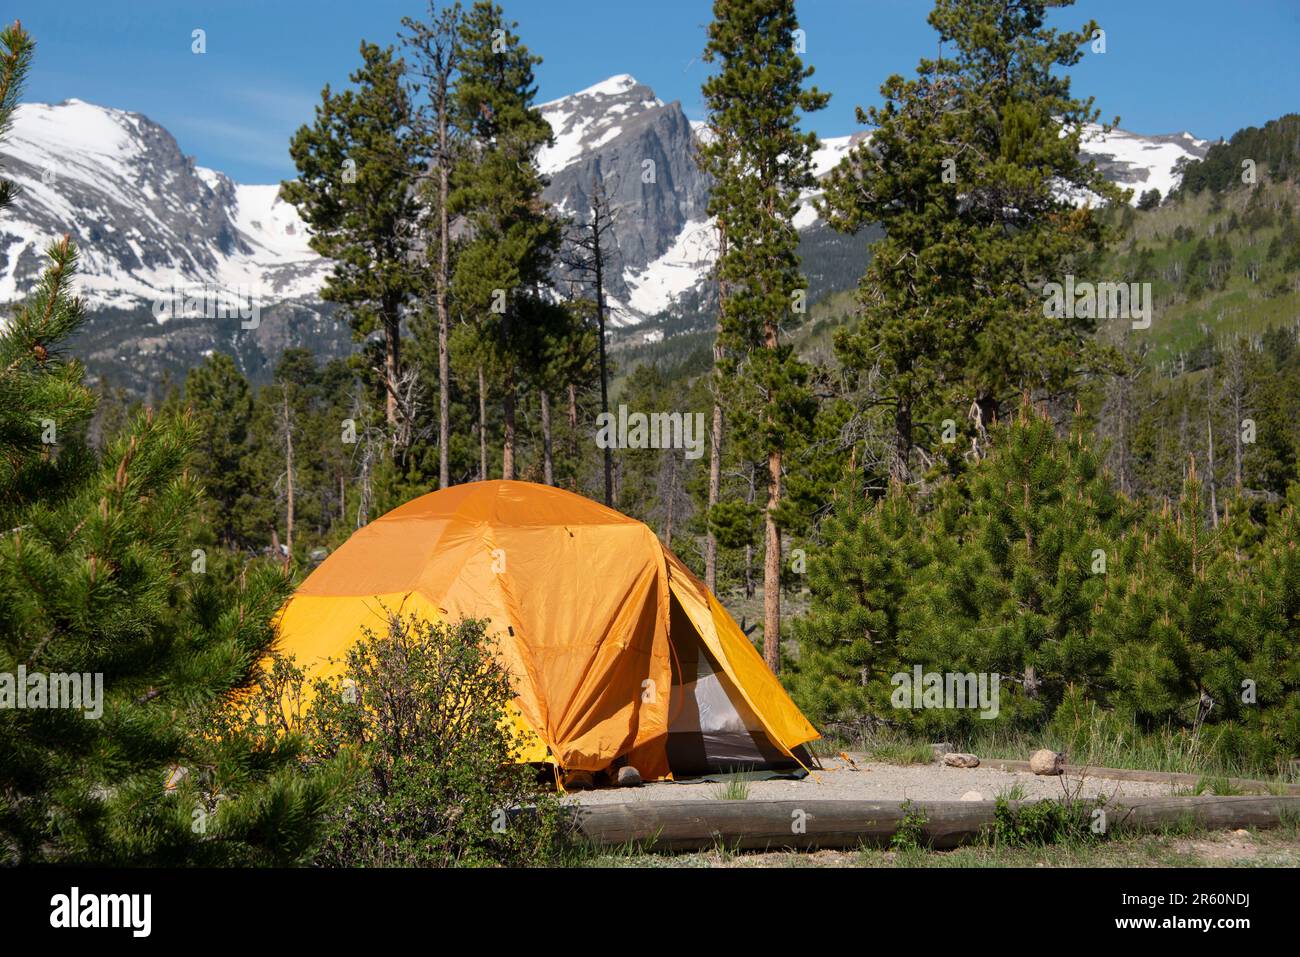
[1077, 123, 1210, 202]
[619, 217, 719, 321]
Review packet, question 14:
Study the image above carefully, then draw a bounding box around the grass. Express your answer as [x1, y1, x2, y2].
[956, 718, 1300, 787]
[578, 827, 1300, 868]
[712, 773, 752, 801]
[1190, 776, 1245, 796]
[996, 783, 1029, 802]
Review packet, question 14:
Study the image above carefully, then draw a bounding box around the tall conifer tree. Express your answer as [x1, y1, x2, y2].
[284, 43, 424, 443]
[450, 1, 559, 479]
[820, 0, 1123, 484]
[700, 0, 827, 671]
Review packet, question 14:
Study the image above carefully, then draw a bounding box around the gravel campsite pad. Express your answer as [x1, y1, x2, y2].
[566, 755, 1178, 805]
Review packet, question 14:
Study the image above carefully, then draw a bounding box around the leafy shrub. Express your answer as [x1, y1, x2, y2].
[891, 799, 929, 852]
[990, 796, 1101, 847]
[286, 613, 565, 866]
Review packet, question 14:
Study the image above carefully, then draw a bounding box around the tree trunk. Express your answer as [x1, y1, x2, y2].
[569, 795, 1300, 852]
[384, 312, 401, 431]
[478, 364, 488, 481]
[282, 390, 295, 558]
[706, 397, 723, 594]
[596, 252, 612, 507]
[705, 227, 727, 595]
[1207, 407, 1219, 528]
[437, 93, 451, 490]
[540, 388, 553, 486]
[892, 400, 912, 485]
[974, 394, 998, 437]
[502, 374, 516, 481]
[664, 454, 676, 548]
[762, 297, 783, 673]
[567, 381, 579, 477]
[1232, 384, 1243, 490]
[744, 466, 757, 598]
[763, 452, 781, 673]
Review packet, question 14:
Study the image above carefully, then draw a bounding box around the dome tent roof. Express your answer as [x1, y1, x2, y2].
[275, 480, 818, 779]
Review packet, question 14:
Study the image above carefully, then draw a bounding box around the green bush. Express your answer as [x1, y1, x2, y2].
[281, 613, 565, 867]
[891, 799, 929, 852]
[990, 796, 1101, 847]
[792, 408, 1300, 774]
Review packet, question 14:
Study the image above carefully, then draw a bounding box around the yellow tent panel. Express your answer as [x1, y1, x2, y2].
[271, 480, 818, 780]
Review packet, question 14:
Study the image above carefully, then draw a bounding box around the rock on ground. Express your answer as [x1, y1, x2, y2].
[1029, 749, 1066, 776]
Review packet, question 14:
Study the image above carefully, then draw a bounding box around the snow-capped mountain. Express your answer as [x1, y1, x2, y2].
[0, 79, 1212, 391]
[538, 75, 711, 323]
[1078, 125, 1210, 200]
[0, 99, 328, 311]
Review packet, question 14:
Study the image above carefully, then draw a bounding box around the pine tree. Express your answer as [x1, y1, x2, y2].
[906, 407, 1136, 733]
[0, 21, 343, 863]
[450, 1, 560, 480]
[1099, 464, 1247, 731]
[794, 406, 1143, 740]
[790, 489, 930, 741]
[182, 354, 254, 547]
[820, 0, 1123, 483]
[1237, 486, 1300, 758]
[283, 42, 424, 443]
[700, 0, 828, 672]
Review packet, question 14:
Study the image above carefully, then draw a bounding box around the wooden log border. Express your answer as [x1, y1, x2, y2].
[569, 795, 1300, 852]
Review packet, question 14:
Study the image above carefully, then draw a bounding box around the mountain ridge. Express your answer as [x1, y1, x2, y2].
[0, 77, 1212, 391]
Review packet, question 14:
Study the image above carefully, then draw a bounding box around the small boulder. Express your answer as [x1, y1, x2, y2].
[943, 752, 980, 768]
[563, 770, 595, 791]
[1029, 749, 1066, 776]
[617, 765, 643, 788]
[960, 790, 984, 801]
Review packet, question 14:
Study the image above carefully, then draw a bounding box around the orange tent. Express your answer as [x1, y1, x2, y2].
[273, 480, 818, 780]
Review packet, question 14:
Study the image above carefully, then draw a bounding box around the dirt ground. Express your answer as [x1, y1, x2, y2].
[566, 755, 1178, 805]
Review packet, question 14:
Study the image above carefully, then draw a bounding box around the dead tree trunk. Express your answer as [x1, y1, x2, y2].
[1207, 404, 1219, 528]
[744, 466, 757, 599]
[401, 5, 459, 485]
[567, 382, 579, 476]
[436, 91, 451, 490]
[383, 311, 401, 435]
[478, 364, 488, 481]
[560, 170, 616, 505]
[281, 388, 295, 558]
[540, 388, 553, 485]
[502, 373, 516, 481]
[664, 453, 677, 548]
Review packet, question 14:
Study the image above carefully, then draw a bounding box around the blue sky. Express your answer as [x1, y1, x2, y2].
[15, 0, 1300, 184]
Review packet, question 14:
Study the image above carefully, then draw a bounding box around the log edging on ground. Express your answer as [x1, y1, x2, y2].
[570, 795, 1300, 852]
